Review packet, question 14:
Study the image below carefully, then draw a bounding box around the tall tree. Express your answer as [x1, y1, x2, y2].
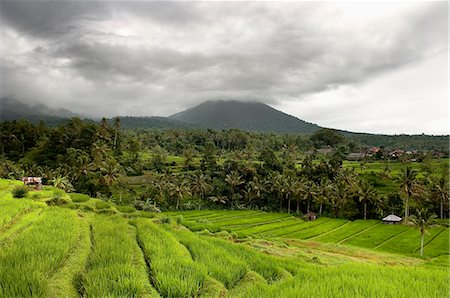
[398, 167, 418, 221]
[357, 180, 378, 220]
[225, 171, 244, 207]
[428, 176, 449, 219]
[408, 209, 437, 257]
[169, 178, 191, 210]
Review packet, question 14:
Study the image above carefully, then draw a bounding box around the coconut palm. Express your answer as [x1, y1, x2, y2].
[52, 175, 74, 192]
[316, 178, 333, 216]
[428, 176, 449, 219]
[169, 179, 192, 210]
[398, 166, 418, 221]
[113, 116, 121, 150]
[100, 158, 121, 187]
[357, 180, 378, 220]
[190, 173, 211, 200]
[225, 171, 244, 207]
[245, 176, 265, 206]
[408, 209, 437, 257]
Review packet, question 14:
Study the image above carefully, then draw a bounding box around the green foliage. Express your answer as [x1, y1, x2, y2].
[311, 128, 345, 148]
[69, 193, 90, 202]
[0, 208, 79, 297]
[83, 215, 158, 297]
[94, 200, 110, 210]
[46, 194, 71, 206]
[11, 185, 29, 198]
[116, 205, 136, 213]
[132, 219, 207, 297]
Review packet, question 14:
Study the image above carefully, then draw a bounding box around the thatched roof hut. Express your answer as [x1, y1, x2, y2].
[382, 214, 402, 224]
[305, 211, 317, 221]
[22, 177, 42, 190]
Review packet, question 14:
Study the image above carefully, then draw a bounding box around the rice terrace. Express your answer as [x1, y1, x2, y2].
[1, 1, 449, 297]
[0, 175, 448, 297]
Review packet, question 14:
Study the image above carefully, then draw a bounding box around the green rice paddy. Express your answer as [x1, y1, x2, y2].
[0, 179, 448, 297]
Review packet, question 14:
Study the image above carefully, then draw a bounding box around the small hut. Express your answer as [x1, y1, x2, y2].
[305, 211, 317, 221]
[22, 177, 42, 190]
[382, 214, 402, 224]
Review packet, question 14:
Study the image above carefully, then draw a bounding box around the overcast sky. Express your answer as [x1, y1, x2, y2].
[1, 1, 448, 134]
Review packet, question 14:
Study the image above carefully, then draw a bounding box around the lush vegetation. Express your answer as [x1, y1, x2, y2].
[0, 118, 448, 296]
[0, 179, 448, 297]
[170, 210, 449, 259]
[1, 119, 448, 228]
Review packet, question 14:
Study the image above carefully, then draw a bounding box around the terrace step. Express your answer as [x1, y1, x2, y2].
[0, 208, 43, 244]
[308, 222, 350, 240]
[337, 222, 381, 244]
[373, 227, 412, 249]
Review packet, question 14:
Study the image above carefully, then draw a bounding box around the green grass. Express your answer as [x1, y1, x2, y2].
[262, 217, 330, 237]
[82, 214, 158, 297]
[0, 192, 43, 228]
[233, 262, 448, 297]
[287, 219, 349, 239]
[133, 218, 207, 297]
[164, 225, 248, 288]
[233, 218, 300, 237]
[0, 208, 43, 243]
[422, 228, 450, 258]
[342, 223, 409, 248]
[313, 219, 379, 243]
[375, 226, 446, 256]
[48, 215, 91, 297]
[69, 193, 90, 203]
[0, 208, 79, 297]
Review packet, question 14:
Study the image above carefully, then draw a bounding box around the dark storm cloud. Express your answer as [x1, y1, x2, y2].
[0, 1, 447, 127]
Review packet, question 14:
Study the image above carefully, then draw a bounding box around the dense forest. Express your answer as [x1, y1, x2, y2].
[1, 118, 448, 220]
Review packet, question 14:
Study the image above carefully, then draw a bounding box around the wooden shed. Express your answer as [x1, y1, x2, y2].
[305, 211, 317, 221]
[22, 177, 42, 190]
[382, 214, 402, 224]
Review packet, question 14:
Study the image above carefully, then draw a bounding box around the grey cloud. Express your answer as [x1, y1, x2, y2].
[0, 1, 447, 126]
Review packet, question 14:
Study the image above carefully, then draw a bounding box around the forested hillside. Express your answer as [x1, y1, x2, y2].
[1, 118, 448, 222]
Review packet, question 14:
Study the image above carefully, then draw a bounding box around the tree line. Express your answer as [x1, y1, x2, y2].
[0, 118, 448, 220]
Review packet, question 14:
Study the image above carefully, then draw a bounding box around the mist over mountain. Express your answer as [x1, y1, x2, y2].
[0, 97, 79, 125]
[170, 100, 321, 134]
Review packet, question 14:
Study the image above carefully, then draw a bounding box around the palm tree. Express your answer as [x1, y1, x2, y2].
[245, 176, 265, 206]
[280, 174, 296, 213]
[52, 175, 74, 192]
[113, 117, 121, 150]
[170, 179, 191, 210]
[408, 209, 437, 257]
[428, 176, 449, 219]
[316, 178, 333, 216]
[100, 158, 121, 187]
[398, 166, 418, 221]
[304, 181, 318, 213]
[293, 178, 306, 214]
[225, 171, 244, 207]
[190, 173, 211, 200]
[357, 180, 378, 220]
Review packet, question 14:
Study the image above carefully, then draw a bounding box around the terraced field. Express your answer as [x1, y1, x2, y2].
[0, 179, 448, 297]
[174, 210, 449, 258]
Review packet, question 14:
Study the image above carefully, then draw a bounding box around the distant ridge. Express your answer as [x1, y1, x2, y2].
[169, 100, 321, 134]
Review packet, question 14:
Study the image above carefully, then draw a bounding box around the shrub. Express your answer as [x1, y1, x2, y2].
[94, 200, 110, 210]
[31, 193, 40, 200]
[174, 215, 184, 224]
[69, 193, 90, 203]
[116, 205, 136, 213]
[46, 195, 70, 206]
[12, 185, 29, 198]
[159, 215, 172, 224]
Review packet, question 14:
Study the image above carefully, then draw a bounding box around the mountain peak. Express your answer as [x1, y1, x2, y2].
[169, 100, 320, 134]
